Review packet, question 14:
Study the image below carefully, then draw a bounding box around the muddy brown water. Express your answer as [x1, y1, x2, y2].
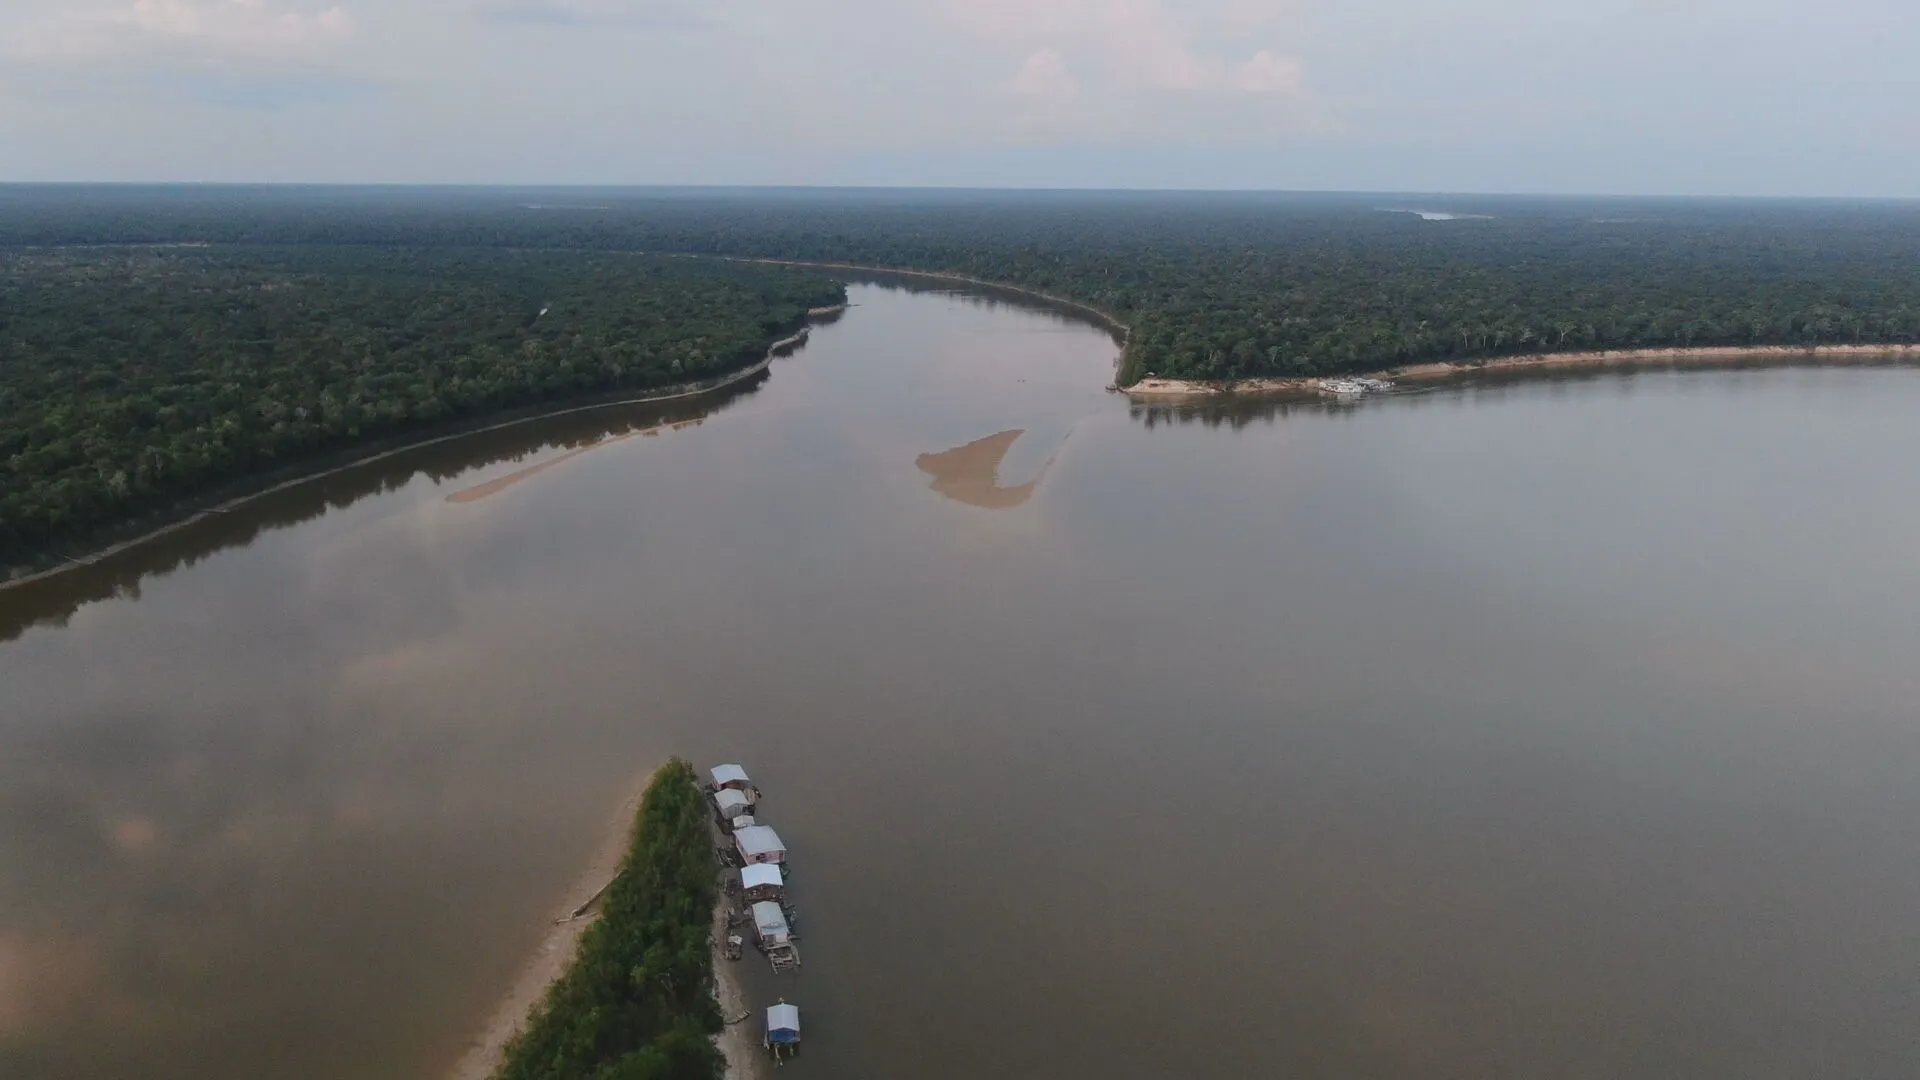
[3, 282, 1918, 1079]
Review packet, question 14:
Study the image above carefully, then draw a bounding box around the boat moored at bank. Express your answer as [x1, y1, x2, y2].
[742, 863, 785, 903]
[765, 1001, 801, 1064]
[734, 824, 787, 865]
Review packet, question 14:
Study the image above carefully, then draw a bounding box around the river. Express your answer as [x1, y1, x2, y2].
[2, 281, 1917, 1079]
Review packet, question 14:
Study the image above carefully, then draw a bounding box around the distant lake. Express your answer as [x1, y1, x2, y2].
[2, 282, 1916, 1079]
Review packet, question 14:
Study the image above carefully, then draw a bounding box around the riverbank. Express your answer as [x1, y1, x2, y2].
[1123, 343, 1920, 399]
[485, 759, 726, 1079]
[730, 257, 1133, 345]
[711, 883, 770, 1080]
[1, 322, 817, 593]
[452, 771, 767, 1080]
[449, 779, 651, 1080]
[455, 783, 767, 1080]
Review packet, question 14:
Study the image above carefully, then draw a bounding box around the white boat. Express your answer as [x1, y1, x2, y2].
[765, 1001, 801, 1062]
[1318, 378, 1366, 396]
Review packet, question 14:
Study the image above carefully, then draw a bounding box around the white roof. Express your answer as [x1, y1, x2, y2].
[735, 825, 786, 858]
[766, 1002, 801, 1033]
[710, 764, 750, 786]
[742, 863, 784, 890]
[729, 815, 757, 831]
[714, 789, 753, 812]
[751, 901, 789, 937]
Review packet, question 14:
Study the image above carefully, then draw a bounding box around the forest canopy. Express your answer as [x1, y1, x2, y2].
[7, 186, 1920, 566]
[6, 186, 1919, 386]
[0, 244, 842, 567]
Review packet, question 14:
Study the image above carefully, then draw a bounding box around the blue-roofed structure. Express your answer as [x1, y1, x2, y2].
[765, 1001, 801, 1060]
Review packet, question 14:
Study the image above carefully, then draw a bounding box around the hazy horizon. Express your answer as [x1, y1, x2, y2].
[3, 2, 1917, 198]
[9, 183, 1920, 205]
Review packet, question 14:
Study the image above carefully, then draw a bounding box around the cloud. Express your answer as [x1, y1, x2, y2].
[1233, 49, 1302, 93]
[946, 0, 1305, 95]
[474, 0, 710, 29]
[151, 69, 380, 109]
[1217, 0, 1298, 28]
[12, 0, 353, 59]
[1008, 49, 1078, 98]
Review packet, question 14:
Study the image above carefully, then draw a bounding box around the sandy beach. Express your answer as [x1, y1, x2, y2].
[450, 779, 769, 1080]
[711, 883, 771, 1080]
[1124, 344, 1920, 399]
[447, 780, 648, 1080]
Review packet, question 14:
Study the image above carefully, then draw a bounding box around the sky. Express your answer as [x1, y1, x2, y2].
[1, 0, 1916, 195]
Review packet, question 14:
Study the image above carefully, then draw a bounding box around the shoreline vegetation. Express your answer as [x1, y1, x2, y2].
[14, 191, 1920, 582]
[0, 304, 836, 592]
[18, 244, 1920, 595]
[488, 759, 727, 1080]
[733, 256, 1135, 346]
[453, 778, 653, 1080]
[12, 188, 1920, 394]
[455, 763, 766, 1080]
[0, 245, 845, 580]
[1123, 343, 1920, 399]
[734, 258, 1920, 404]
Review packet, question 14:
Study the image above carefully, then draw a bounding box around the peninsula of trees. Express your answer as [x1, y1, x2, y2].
[495, 759, 723, 1080]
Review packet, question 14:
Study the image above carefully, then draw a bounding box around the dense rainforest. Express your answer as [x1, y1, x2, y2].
[0, 243, 842, 568]
[496, 759, 724, 1080]
[6, 186, 1920, 387]
[6, 186, 1920, 566]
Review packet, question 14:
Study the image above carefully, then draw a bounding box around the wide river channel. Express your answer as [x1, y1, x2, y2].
[3, 281, 1918, 1079]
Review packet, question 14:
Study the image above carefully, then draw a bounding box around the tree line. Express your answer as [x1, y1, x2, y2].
[0, 243, 842, 567]
[8, 187, 1920, 566]
[9, 187, 1918, 387]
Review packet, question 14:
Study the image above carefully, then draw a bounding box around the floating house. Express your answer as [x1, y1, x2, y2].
[710, 764, 755, 793]
[751, 901, 794, 947]
[741, 863, 785, 903]
[728, 814, 758, 832]
[735, 825, 787, 866]
[713, 787, 755, 822]
[765, 1001, 801, 1062]
[752, 900, 801, 971]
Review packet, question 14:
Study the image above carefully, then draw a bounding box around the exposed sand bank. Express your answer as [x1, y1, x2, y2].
[1125, 375, 1321, 399]
[1124, 344, 1920, 399]
[448, 782, 648, 1080]
[916, 429, 1049, 510]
